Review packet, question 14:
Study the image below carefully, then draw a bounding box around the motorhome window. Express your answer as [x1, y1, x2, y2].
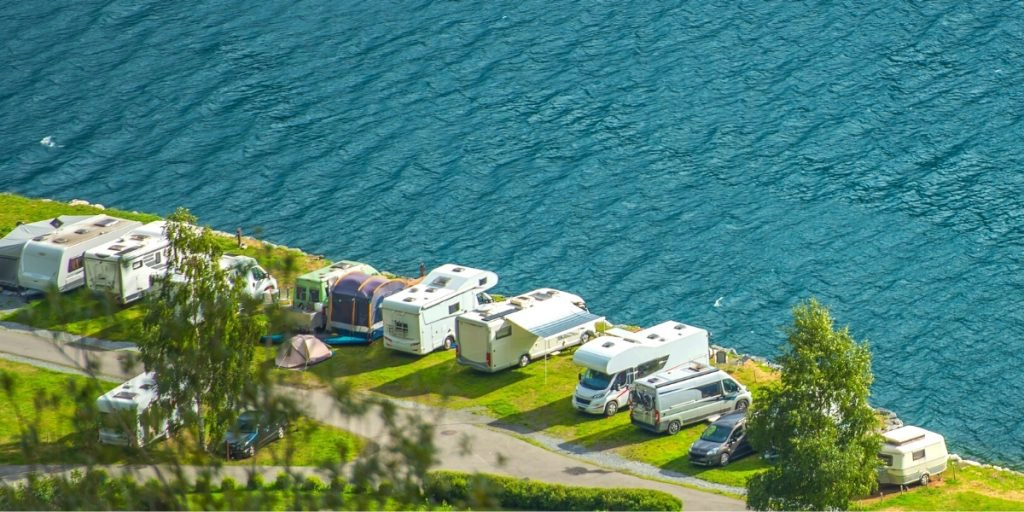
[448, 303, 459, 315]
[478, 277, 487, 286]
[392, 321, 409, 337]
[723, 379, 740, 394]
[133, 261, 144, 270]
[579, 369, 612, 391]
[153, 252, 161, 265]
[68, 256, 84, 272]
[296, 288, 307, 303]
[878, 454, 894, 466]
[611, 373, 626, 389]
[637, 356, 669, 378]
[496, 324, 512, 339]
[309, 289, 319, 304]
[700, 424, 731, 443]
[697, 382, 723, 399]
[913, 449, 925, 461]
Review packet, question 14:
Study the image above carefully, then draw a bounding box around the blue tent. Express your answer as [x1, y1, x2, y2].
[328, 272, 407, 341]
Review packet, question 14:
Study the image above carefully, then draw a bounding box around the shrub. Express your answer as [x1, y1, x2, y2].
[246, 473, 264, 491]
[302, 476, 327, 493]
[424, 471, 681, 511]
[273, 472, 293, 491]
[220, 477, 238, 493]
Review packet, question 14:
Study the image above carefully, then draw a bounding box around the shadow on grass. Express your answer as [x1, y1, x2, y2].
[660, 447, 769, 487]
[488, 398, 611, 435]
[371, 357, 529, 400]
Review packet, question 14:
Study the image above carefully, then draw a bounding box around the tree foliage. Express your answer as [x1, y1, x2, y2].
[139, 207, 267, 450]
[746, 298, 881, 511]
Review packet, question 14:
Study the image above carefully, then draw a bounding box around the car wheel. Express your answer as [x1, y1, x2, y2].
[605, 400, 619, 416]
[580, 332, 593, 344]
[735, 399, 749, 412]
[920, 473, 930, 486]
[443, 336, 455, 350]
[519, 354, 530, 368]
[667, 420, 681, 435]
[246, 446, 255, 458]
[719, 452, 731, 467]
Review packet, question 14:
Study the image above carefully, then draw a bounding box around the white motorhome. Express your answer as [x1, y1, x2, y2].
[877, 425, 949, 487]
[84, 221, 169, 304]
[572, 321, 711, 416]
[220, 255, 279, 301]
[456, 288, 604, 372]
[18, 215, 142, 293]
[630, 364, 751, 434]
[96, 372, 181, 448]
[382, 264, 498, 355]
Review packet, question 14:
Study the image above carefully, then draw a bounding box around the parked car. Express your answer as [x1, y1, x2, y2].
[688, 410, 754, 466]
[219, 410, 288, 459]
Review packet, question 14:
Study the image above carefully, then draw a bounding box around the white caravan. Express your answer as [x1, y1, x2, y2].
[18, 215, 142, 293]
[877, 425, 949, 487]
[572, 321, 711, 416]
[456, 288, 604, 372]
[382, 264, 498, 355]
[0, 216, 93, 288]
[96, 372, 181, 448]
[84, 221, 169, 304]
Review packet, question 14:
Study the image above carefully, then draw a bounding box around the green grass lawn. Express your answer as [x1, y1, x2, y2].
[0, 193, 160, 238]
[856, 464, 1024, 510]
[0, 358, 362, 467]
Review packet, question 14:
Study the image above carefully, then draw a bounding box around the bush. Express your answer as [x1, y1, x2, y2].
[273, 472, 293, 491]
[424, 471, 681, 511]
[302, 476, 327, 493]
[193, 474, 212, 494]
[220, 477, 239, 493]
[246, 473, 264, 491]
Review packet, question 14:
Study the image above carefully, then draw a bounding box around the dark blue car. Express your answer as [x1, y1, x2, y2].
[220, 410, 288, 459]
[688, 410, 754, 467]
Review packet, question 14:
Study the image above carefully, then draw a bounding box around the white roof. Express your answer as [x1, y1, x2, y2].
[881, 425, 945, 454]
[385, 264, 497, 309]
[23, 215, 142, 250]
[573, 321, 710, 374]
[85, 221, 168, 261]
[96, 372, 161, 410]
[460, 288, 585, 325]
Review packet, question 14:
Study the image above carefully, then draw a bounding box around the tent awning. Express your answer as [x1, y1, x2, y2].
[507, 302, 602, 339]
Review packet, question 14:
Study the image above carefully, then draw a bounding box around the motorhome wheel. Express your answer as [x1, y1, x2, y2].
[735, 399, 749, 412]
[443, 336, 455, 350]
[605, 401, 618, 416]
[518, 354, 530, 368]
[667, 420, 681, 435]
[580, 331, 593, 344]
[719, 452, 730, 467]
[919, 473, 930, 486]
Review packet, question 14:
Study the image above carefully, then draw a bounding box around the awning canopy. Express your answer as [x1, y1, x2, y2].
[507, 301, 601, 339]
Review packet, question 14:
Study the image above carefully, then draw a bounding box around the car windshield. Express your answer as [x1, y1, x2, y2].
[700, 424, 731, 443]
[235, 413, 259, 434]
[579, 369, 612, 391]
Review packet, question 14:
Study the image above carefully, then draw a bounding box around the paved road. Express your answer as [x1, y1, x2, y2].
[0, 322, 746, 511]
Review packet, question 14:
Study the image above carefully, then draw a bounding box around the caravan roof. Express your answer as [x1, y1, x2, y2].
[461, 288, 586, 326]
[881, 426, 945, 455]
[25, 215, 141, 250]
[385, 264, 497, 310]
[96, 372, 162, 410]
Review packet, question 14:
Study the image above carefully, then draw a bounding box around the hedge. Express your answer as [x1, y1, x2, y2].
[423, 471, 682, 511]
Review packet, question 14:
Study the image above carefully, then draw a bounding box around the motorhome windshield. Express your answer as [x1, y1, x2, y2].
[579, 369, 612, 391]
[700, 424, 731, 443]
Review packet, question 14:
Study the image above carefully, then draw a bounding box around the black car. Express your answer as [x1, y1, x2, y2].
[688, 410, 754, 466]
[219, 410, 288, 459]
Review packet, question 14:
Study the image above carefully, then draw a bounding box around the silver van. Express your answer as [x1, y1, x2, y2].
[630, 364, 751, 435]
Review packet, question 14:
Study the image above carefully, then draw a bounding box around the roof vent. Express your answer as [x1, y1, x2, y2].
[409, 287, 419, 293]
[674, 324, 685, 330]
[32, 235, 46, 242]
[113, 391, 137, 400]
[425, 288, 436, 293]
[452, 267, 465, 272]
[95, 218, 119, 227]
[602, 341, 615, 348]
[53, 237, 69, 244]
[403, 297, 416, 302]
[109, 245, 125, 251]
[74, 229, 89, 235]
[647, 334, 659, 340]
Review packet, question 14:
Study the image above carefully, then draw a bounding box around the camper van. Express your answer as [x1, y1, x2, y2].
[96, 372, 183, 448]
[630, 364, 751, 435]
[456, 288, 603, 372]
[877, 425, 949, 486]
[83, 221, 169, 304]
[572, 321, 711, 416]
[382, 264, 498, 355]
[287, 260, 379, 332]
[220, 255, 279, 301]
[18, 215, 142, 293]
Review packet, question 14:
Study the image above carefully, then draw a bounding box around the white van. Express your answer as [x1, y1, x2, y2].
[456, 288, 603, 372]
[572, 321, 711, 416]
[877, 425, 949, 486]
[630, 364, 751, 435]
[96, 372, 182, 448]
[382, 264, 497, 355]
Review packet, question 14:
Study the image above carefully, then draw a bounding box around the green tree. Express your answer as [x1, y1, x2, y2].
[746, 298, 881, 511]
[138, 207, 267, 450]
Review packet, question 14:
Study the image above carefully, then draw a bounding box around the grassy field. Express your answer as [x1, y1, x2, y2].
[856, 463, 1024, 510]
[0, 358, 362, 467]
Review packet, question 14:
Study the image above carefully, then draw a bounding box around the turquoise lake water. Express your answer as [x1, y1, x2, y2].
[3, 1, 1024, 467]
